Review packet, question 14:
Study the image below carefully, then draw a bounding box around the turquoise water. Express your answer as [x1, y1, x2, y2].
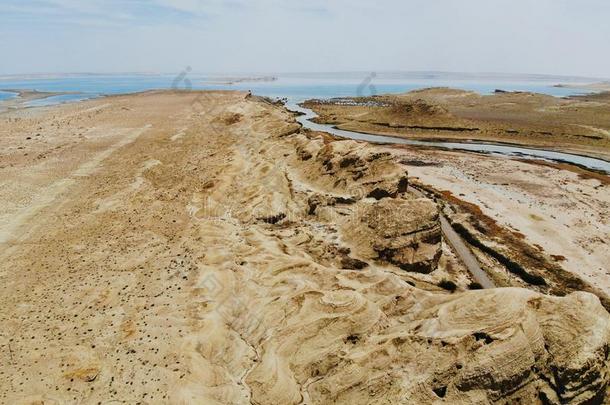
[24, 93, 100, 107]
[0, 74, 179, 95]
[199, 78, 585, 101]
[0, 73, 591, 108]
[0, 91, 17, 101]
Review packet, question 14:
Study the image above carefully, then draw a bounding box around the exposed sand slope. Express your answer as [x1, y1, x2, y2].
[0, 92, 609, 404]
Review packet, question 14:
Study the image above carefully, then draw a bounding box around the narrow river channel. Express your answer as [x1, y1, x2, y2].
[287, 102, 610, 174]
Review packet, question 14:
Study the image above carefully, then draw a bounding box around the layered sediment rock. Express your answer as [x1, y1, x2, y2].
[291, 132, 441, 273]
[344, 198, 442, 273]
[294, 135, 409, 200]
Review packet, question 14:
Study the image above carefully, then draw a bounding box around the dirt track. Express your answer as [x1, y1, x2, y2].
[410, 186, 495, 289]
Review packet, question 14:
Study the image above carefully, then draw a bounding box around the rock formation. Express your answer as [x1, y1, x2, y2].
[348, 198, 442, 273]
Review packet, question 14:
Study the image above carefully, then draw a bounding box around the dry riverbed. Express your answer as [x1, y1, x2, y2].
[392, 146, 610, 295]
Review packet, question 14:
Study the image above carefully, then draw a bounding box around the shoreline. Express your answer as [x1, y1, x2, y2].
[0, 89, 72, 113]
[555, 81, 610, 92]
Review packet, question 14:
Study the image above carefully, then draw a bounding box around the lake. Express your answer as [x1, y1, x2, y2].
[0, 91, 17, 101]
[0, 72, 592, 108]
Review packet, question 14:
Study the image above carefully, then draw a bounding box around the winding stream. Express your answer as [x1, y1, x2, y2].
[287, 103, 610, 174]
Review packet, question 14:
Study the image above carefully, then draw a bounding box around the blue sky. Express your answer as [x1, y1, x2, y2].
[1, 0, 609, 78]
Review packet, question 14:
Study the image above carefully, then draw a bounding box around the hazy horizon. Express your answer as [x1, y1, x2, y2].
[0, 71, 608, 82]
[1, 0, 610, 78]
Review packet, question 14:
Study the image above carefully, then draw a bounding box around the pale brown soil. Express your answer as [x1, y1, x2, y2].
[1, 91, 609, 404]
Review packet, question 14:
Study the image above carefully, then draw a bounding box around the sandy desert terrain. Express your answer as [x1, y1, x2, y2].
[1, 91, 609, 404]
